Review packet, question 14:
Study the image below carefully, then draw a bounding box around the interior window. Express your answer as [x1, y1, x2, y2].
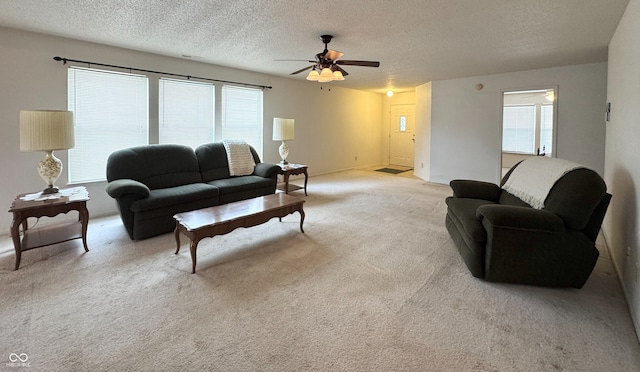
[501, 88, 556, 177]
[221, 85, 264, 158]
[67, 67, 149, 183]
[159, 78, 214, 149]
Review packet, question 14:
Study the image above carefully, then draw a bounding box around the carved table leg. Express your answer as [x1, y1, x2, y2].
[10, 214, 22, 270]
[79, 204, 90, 252]
[283, 173, 290, 194]
[303, 169, 308, 196]
[299, 206, 305, 233]
[190, 239, 200, 274]
[174, 225, 181, 254]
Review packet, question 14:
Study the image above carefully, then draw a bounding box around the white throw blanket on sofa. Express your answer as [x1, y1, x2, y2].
[222, 139, 255, 176]
[502, 157, 583, 209]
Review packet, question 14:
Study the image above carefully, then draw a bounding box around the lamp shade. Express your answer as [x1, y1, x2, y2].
[332, 70, 345, 81]
[306, 70, 320, 81]
[318, 68, 333, 83]
[273, 118, 295, 141]
[20, 110, 75, 151]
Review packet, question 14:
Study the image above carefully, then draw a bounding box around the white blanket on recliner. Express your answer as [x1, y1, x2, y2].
[502, 157, 583, 209]
[222, 139, 255, 176]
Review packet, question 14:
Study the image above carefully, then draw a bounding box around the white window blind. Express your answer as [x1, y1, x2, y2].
[159, 78, 214, 148]
[540, 104, 553, 154]
[502, 105, 535, 154]
[221, 85, 263, 157]
[68, 67, 148, 183]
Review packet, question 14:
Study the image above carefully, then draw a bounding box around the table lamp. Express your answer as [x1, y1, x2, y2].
[20, 110, 75, 194]
[273, 118, 294, 165]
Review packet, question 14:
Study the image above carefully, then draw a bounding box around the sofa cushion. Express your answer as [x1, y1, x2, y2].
[445, 197, 496, 243]
[196, 142, 262, 182]
[498, 191, 531, 207]
[130, 183, 219, 212]
[106, 144, 202, 189]
[207, 175, 276, 195]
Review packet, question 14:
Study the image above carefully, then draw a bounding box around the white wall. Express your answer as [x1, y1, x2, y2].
[0, 27, 383, 234]
[605, 0, 640, 340]
[425, 63, 608, 185]
[414, 83, 432, 181]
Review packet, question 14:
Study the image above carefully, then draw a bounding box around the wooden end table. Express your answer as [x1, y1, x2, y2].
[174, 193, 305, 273]
[8, 187, 90, 270]
[277, 164, 308, 195]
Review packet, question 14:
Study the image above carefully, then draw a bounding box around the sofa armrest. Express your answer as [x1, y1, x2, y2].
[477, 204, 565, 233]
[105, 179, 150, 199]
[450, 179, 501, 201]
[253, 163, 280, 179]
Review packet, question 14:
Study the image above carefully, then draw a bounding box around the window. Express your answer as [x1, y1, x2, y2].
[68, 67, 148, 183]
[159, 78, 214, 148]
[399, 116, 407, 132]
[221, 85, 263, 157]
[540, 104, 553, 154]
[502, 105, 535, 154]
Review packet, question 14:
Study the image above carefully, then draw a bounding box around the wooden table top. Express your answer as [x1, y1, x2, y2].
[174, 193, 304, 231]
[9, 187, 90, 212]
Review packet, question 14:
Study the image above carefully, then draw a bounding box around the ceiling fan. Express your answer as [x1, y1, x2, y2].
[283, 35, 380, 82]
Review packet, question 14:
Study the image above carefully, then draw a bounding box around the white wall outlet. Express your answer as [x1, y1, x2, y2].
[626, 246, 631, 257]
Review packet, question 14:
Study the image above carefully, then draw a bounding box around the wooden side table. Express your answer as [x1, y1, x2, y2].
[277, 164, 308, 196]
[8, 187, 90, 270]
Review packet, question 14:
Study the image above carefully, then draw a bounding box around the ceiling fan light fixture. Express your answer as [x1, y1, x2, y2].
[332, 70, 345, 81]
[318, 67, 333, 82]
[306, 69, 320, 81]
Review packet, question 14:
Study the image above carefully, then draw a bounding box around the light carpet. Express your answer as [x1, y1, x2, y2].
[0, 169, 638, 371]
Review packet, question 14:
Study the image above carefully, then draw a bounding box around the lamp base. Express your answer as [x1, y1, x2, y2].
[41, 186, 60, 195]
[37, 150, 63, 195]
[278, 141, 290, 166]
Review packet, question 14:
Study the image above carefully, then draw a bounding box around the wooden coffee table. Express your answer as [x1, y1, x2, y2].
[173, 193, 305, 273]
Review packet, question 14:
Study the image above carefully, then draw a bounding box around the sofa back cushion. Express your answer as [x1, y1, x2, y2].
[499, 160, 608, 230]
[106, 144, 202, 189]
[543, 168, 607, 230]
[196, 142, 261, 182]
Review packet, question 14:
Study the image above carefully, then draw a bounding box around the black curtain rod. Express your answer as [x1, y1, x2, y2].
[53, 56, 272, 90]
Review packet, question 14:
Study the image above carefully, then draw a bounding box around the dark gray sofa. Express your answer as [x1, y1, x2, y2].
[106, 142, 280, 240]
[445, 158, 611, 288]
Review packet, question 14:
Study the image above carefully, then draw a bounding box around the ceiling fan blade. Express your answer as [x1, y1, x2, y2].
[276, 59, 316, 63]
[324, 49, 344, 61]
[334, 65, 349, 77]
[336, 60, 380, 67]
[290, 65, 314, 75]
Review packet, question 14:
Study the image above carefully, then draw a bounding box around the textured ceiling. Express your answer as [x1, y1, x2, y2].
[0, 0, 630, 93]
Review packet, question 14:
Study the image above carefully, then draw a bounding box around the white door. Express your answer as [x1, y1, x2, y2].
[389, 104, 415, 167]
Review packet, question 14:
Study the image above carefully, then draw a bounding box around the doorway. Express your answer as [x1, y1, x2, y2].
[389, 104, 415, 167]
[500, 88, 557, 178]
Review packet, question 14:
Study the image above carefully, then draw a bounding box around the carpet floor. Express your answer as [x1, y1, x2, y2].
[0, 169, 638, 371]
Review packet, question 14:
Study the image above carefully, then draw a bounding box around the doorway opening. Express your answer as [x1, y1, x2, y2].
[501, 88, 557, 178]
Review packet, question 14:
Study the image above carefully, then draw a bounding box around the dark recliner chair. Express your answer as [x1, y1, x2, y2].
[445, 158, 611, 288]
